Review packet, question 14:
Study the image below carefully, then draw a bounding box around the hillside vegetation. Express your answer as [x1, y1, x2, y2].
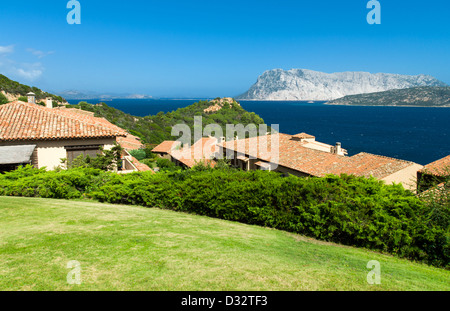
[0, 196, 449, 291]
[0, 74, 65, 104]
[326, 86, 450, 107]
[67, 98, 266, 145]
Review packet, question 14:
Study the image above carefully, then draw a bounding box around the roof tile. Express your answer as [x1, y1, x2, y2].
[419, 155, 450, 177]
[222, 133, 418, 178]
[0, 101, 127, 141]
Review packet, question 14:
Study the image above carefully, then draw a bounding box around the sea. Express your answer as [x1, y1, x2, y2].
[67, 98, 450, 165]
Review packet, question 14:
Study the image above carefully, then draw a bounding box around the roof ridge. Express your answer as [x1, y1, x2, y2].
[52, 107, 127, 135]
[422, 155, 450, 167]
[419, 155, 450, 175]
[4, 101, 126, 137]
[355, 152, 416, 165]
[0, 101, 126, 141]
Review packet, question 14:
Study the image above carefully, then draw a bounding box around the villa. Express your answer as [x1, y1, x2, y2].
[152, 140, 182, 160]
[169, 137, 219, 169]
[0, 96, 151, 173]
[152, 137, 219, 169]
[219, 133, 423, 190]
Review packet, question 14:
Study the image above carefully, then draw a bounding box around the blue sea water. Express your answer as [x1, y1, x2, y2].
[67, 99, 450, 165]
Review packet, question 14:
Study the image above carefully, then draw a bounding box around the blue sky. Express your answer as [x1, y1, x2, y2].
[0, 0, 449, 97]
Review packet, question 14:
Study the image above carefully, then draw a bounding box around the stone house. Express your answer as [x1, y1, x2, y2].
[0, 98, 151, 173]
[220, 133, 423, 191]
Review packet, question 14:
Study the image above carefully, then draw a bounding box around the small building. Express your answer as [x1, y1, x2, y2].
[152, 137, 218, 169]
[220, 133, 350, 175]
[417, 155, 450, 192]
[170, 137, 218, 169]
[152, 141, 182, 160]
[0, 101, 151, 173]
[220, 133, 422, 191]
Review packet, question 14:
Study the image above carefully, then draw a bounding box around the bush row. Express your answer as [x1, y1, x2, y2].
[0, 166, 448, 268]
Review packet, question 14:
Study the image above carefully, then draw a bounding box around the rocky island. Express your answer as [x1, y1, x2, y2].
[237, 69, 447, 101]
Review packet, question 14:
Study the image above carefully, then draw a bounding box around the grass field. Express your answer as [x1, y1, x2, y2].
[0, 196, 448, 291]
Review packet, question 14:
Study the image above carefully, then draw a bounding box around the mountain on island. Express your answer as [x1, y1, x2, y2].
[236, 69, 447, 101]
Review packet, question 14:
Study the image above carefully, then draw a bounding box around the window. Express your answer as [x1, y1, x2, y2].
[65, 145, 102, 163]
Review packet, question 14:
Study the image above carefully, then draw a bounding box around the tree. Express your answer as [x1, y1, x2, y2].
[0, 92, 8, 105]
[89, 144, 124, 171]
[61, 143, 124, 171]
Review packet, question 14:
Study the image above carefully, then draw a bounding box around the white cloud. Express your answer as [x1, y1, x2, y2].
[0, 45, 14, 54]
[13, 62, 44, 80]
[14, 68, 43, 80]
[26, 48, 54, 59]
[0, 60, 44, 81]
[0, 45, 45, 81]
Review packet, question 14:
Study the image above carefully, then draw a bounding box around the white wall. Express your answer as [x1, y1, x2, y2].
[381, 163, 424, 191]
[0, 138, 116, 170]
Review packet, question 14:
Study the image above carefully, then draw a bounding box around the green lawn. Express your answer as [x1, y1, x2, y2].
[0, 196, 448, 291]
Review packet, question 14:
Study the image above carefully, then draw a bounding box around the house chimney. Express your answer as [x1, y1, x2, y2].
[27, 92, 35, 104]
[335, 142, 342, 155]
[46, 97, 53, 109]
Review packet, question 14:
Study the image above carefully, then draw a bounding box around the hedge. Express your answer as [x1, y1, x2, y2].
[0, 166, 448, 268]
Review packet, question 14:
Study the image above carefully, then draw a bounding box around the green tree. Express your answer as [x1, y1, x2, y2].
[0, 92, 8, 105]
[63, 144, 124, 171]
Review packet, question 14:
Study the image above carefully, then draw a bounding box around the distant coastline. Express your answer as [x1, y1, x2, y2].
[325, 86, 450, 108]
[325, 103, 450, 108]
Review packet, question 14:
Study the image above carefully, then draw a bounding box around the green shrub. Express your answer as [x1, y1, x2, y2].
[0, 166, 112, 199]
[138, 158, 156, 168]
[128, 149, 147, 161]
[0, 92, 8, 105]
[156, 158, 178, 171]
[0, 166, 448, 268]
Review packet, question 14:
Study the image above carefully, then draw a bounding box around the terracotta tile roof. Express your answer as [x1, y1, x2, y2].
[222, 133, 418, 179]
[57, 107, 143, 150]
[419, 155, 450, 177]
[152, 140, 181, 153]
[420, 182, 446, 196]
[170, 137, 218, 168]
[0, 101, 127, 141]
[325, 152, 416, 179]
[222, 133, 344, 176]
[129, 155, 154, 173]
[292, 132, 315, 139]
[54, 107, 129, 134]
[116, 134, 143, 150]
